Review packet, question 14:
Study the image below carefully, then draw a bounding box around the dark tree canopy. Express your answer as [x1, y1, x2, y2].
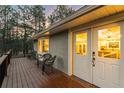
[48, 5, 75, 24]
[0, 5, 76, 56]
[0, 5, 46, 56]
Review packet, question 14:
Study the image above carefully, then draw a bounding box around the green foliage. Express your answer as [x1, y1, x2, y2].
[0, 5, 14, 53]
[29, 5, 46, 34]
[48, 5, 75, 24]
[0, 5, 46, 56]
[0, 5, 76, 57]
[27, 50, 37, 59]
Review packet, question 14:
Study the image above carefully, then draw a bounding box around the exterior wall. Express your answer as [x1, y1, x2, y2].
[49, 31, 68, 74]
[120, 21, 124, 87]
[34, 11, 124, 87]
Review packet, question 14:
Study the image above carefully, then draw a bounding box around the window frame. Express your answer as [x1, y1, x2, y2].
[42, 38, 49, 52]
[97, 25, 121, 59]
[75, 32, 87, 56]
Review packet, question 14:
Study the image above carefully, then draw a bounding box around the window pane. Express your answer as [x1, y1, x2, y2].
[98, 26, 120, 59]
[76, 32, 87, 55]
[42, 38, 49, 52]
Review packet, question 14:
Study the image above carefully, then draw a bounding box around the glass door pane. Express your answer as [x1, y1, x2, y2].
[75, 32, 87, 56]
[98, 26, 120, 59]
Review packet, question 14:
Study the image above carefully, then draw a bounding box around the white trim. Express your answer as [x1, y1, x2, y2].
[68, 30, 73, 76]
[120, 21, 124, 87]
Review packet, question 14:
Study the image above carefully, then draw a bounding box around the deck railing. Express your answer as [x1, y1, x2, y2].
[0, 50, 12, 87]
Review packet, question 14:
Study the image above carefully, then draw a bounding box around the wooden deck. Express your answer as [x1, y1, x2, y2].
[1, 57, 94, 88]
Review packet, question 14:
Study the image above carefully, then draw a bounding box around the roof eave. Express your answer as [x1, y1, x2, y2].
[33, 5, 103, 39]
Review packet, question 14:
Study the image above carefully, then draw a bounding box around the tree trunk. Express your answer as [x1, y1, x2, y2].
[38, 17, 41, 33]
[35, 17, 37, 34]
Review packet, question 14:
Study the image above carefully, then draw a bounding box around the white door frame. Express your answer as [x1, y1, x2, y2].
[92, 24, 120, 87]
[68, 22, 122, 87]
[68, 29, 92, 83]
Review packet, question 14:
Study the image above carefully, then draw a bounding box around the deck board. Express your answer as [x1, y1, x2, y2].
[1, 57, 95, 88]
[16, 60, 22, 88]
[22, 59, 37, 88]
[7, 61, 13, 88]
[12, 61, 17, 88]
[19, 59, 28, 88]
[1, 65, 11, 88]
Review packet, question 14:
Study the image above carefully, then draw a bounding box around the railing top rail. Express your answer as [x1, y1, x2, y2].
[0, 55, 8, 65]
[4, 49, 12, 55]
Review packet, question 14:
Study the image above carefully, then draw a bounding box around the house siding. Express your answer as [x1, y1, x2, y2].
[49, 31, 68, 74]
[120, 21, 124, 87]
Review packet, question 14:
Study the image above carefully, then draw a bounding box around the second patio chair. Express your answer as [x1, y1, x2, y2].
[39, 53, 52, 73]
[44, 55, 56, 74]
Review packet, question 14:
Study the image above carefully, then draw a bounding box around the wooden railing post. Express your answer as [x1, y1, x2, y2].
[0, 49, 12, 87]
[0, 55, 8, 87]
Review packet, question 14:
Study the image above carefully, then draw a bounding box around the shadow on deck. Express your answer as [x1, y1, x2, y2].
[1, 57, 95, 88]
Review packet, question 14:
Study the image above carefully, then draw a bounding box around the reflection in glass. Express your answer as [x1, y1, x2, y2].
[98, 26, 120, 59]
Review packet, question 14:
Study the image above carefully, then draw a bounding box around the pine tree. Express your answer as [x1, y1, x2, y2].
[48, 5, 75, 24]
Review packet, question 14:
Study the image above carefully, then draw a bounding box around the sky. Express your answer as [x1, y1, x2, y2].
[12, 5, 83, 27]
[43, 5, 83, 27]
[43, 5, 83, 17]
[12, 5, 83, 17]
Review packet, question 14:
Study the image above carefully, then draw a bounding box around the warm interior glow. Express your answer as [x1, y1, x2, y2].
[42, 38, 49, 52]
[98, 26, 120, 59]
[76, 32, 87, 55]
[38, 38, 49, 52]
[38, 39, 42, 52]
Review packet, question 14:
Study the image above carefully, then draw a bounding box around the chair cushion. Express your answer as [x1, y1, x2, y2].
[39, 58, 44, 62]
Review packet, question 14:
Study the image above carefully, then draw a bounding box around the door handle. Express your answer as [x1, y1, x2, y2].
[92, 52, 95, 67]
[92, 57, 95, 67]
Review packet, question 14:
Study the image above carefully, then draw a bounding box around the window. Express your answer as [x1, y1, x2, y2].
[42, 38, 49, 52]
[98, 26, 120, 59]
[76, 32, 87, 55]
[38, 38, 49, 52]
[38, 39, 42, 52]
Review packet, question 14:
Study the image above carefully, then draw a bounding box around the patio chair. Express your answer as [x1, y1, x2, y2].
[37, 54, 43, 67]
[44, 56, 56, 73]
[37, 53, 52, 73]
